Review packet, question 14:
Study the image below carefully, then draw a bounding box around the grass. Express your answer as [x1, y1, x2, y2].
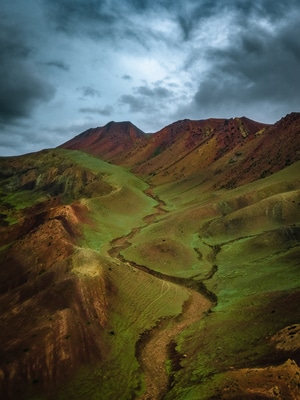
[116, 161, 300, 399]
[121, 203, 218, 279]
[26, 150, 190, 399]
[49, 259, 190, 400]
[61, 149, 157, 252]
[167, 286, 300, 399]
[84, 159, 299, 399]
[1, 149, 299, 399]
[159, 163, 300, 398]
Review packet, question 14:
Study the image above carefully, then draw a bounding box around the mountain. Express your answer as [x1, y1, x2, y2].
[1, 112, 300, 399]
[60, 116, 269, 173]
[60, 120, 146, 160]
[60, 113, 300, 188]
[127, 116, 270, 185]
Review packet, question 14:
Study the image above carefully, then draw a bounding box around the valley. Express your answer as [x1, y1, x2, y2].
[0, 113, 300, 399]
[108, 186, 214, 400]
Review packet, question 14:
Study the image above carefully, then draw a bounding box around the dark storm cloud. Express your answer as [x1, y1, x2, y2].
[0, 121, 58, 156]
[79, 105, 113, 116]
[43, 60, 70, 71]
[120, 84, 172, 113]
[0, 127, 34, 156]
[119, 95, 147, 113]
[78, 87, 102, 98]
[0, 22, 55, 123]
[2, 0, 300, 156]
[44, 0, 117, 35]
[177, 0, 299, 43]
[41, 1, 125, 56]
[136, 86, 171, 98]
[43, 0, 181, 46]
[42, 0, 300, 56]
[192, 5, 300, 116]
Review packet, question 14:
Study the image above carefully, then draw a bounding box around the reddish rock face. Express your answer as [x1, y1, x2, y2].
[60, 120, 146, 160]
[60, 117, 269, 171]
[59, 112, 300, 187]
[0, 151, 115, 399]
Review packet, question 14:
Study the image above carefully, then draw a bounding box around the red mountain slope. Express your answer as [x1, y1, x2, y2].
[59, 113, 300, 188]
[128, 116, 270, 183]
[60, 121, 146, 160]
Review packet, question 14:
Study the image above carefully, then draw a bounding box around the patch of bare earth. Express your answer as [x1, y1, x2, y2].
[221, 359, 300, 399]
[136, 291, 212, 400]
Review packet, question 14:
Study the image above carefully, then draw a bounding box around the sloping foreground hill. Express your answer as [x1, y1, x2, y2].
[151, 160, 300, 399]
[0, 149, 198, 399]
[1, 112, 300, 399]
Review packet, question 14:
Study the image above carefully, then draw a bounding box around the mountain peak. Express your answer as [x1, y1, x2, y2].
[60, 120, 146, 159]
[104, 120, 145, 138]
[274, 111, 300, 128]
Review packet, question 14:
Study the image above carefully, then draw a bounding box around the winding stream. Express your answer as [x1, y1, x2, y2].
[108, 187, 217, 400]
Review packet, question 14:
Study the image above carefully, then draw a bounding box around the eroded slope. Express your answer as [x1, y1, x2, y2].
[0, 149, 197, 399]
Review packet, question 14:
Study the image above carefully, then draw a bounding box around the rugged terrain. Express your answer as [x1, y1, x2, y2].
[1, 112, 300, 399]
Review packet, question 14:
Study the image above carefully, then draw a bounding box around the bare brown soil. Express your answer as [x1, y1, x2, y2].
[136, 291, 211, 400]
[220, 359, 300, 399]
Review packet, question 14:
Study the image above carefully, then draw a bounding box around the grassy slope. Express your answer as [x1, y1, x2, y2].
[158, 162, 300, 399]
[56, 151, 191, 399]
[0, 150, 192, 400]
[62, 149, 157, 251]
[105, 155, 299, 398]
[1, 148, 299, 399]
[54, 257, 189, 400]
[22, 150, 191, 400]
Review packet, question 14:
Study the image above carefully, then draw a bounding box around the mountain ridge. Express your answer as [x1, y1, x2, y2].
[60, 112, 300, 188]
[60, 115, 269, 163]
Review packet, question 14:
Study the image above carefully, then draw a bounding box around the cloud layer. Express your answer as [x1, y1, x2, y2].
[1, 0, 300, 155]
[0, 21, 55, 123]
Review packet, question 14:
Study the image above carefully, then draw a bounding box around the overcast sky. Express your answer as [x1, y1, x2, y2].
[1, 0, 300, 156]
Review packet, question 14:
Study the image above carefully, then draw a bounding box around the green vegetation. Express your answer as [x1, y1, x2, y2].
[161, 163, 300, 398]
[54, 158, 300, 397]
[1, 145, 299, 399]
[62, 150, 157, 251]
[49, 260, 190, 400]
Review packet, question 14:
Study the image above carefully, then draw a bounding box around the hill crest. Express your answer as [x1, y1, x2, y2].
[60, 120, 146, 159]
[59, 113, 300, 187]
